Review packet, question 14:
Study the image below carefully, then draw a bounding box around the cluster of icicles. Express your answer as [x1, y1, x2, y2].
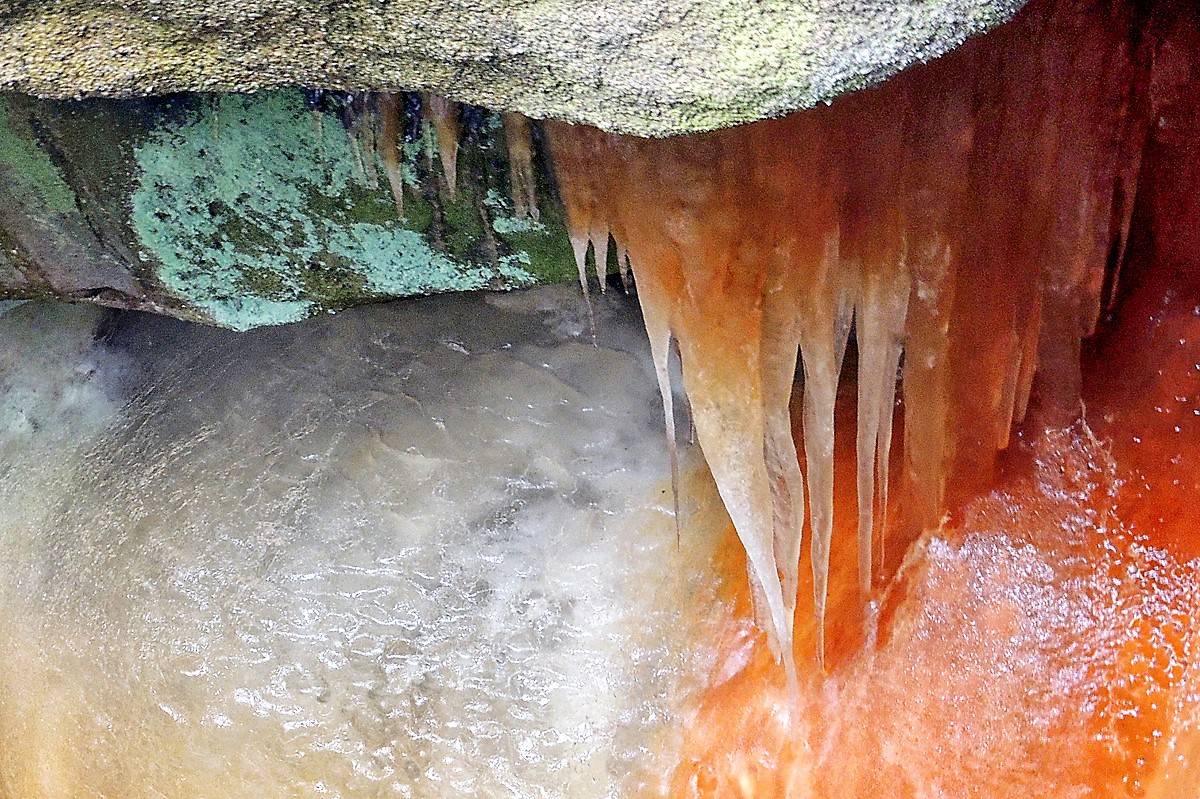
[304, 0, 1148, 681]
[540, 0, 1148, 681]
[305, 89, 540, 224]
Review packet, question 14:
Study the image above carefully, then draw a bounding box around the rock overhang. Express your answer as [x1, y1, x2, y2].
[0, 0, 1028, 137]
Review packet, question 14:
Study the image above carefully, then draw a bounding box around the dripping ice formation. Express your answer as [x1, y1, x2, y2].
[424, 94, 462, 200]
[545, 0, 1147, 668]
[317, 90, 541, 233]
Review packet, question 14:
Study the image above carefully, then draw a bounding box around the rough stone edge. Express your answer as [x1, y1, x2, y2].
[0, 0, 1028, 137]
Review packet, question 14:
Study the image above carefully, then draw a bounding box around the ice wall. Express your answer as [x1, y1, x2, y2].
[0, 287, 727, 799]
[545, 0, 1149, 669]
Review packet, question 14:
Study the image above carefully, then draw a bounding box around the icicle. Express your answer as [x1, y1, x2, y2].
[872, 336, 901, 584]
[424, 94, 461, 200]
[569, 233, 597, 343]
[679, 327, 795, 685]
[377, 92, 406, 220]
[591, 230, 611, 293]
[616, 241, 633, 294]
[748, 561, 783, 664]
[502, 112, 540, 222]
[760, 277, 806, 630]
[653, 328, 683, 547]
[542, 121, 604, 341]
[798, 232, 854, 670]
[854, 249, 910, 594]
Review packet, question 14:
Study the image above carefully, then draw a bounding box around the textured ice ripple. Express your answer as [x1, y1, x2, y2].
[0, 286, 722, 799]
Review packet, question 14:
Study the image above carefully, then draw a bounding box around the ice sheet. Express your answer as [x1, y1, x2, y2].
[0, 287, 725, 799]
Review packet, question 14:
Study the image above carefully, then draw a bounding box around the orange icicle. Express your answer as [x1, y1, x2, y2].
[546, 0, 1151, 676]
[502, 112, 540, 222]
[423, 94, 461, 199]
[377, 92, 405, 220]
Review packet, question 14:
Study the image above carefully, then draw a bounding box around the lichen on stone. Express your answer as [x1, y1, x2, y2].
[130, 91, 538, 331]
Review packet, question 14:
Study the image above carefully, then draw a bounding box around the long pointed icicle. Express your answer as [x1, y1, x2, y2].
[680, 332, 794, 684]
[855, 258, 910, 593]
[873, 328, 902, 583]
[760, 273, 806, 630]
[377, 92, 406, 220]
[591, 229, 611, 293]
[799, 243, 854, 670]
[569, 233, 597, 342]
[547, 125, 600, 342]
[638, 288, 682, 546]
[424, 94, 461, 199]
[616, 242, 633, 294]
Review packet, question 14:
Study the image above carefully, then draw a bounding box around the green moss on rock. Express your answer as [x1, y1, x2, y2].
[0, 98, 77, 215]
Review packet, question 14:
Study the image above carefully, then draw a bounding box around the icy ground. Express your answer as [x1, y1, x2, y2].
[0, 287, 723, 799]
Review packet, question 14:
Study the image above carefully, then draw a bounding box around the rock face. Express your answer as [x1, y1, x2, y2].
[0, 91, 578, 329]
[0, 0, 1026, 137]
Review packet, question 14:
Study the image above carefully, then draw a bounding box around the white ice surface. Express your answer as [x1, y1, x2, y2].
[0, 287, 724, 799]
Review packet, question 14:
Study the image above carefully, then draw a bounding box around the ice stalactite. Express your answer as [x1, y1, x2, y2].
[545, 0, 1150, 671]
[616, 242, 633, 294]
[549, 125, 618, 340]
[854, 266, 909, 593]
[759, 257, 808, 631]
[796, 255, 855, 668]
[830, 83, 912, 599]
[377, 92, 406, 219]
[423, 94, 461, 200]
[502, 112, 540, 223]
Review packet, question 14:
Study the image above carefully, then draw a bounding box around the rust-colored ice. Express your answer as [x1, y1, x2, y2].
[546, 0, 1150, 672]
[423, 94, 461, 200]
[542, 0, 1200, 794]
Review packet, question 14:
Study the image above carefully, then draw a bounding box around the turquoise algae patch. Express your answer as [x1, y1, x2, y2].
[130, 91, 538, 331]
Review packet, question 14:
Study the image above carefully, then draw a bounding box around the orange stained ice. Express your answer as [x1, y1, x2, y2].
[423, 93, 461, 200]
[545, 0, 1149, 671]
[542, 0, 1200, 794]
[664, 179, 1200, 795]
[664, 144, 1200, 795]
